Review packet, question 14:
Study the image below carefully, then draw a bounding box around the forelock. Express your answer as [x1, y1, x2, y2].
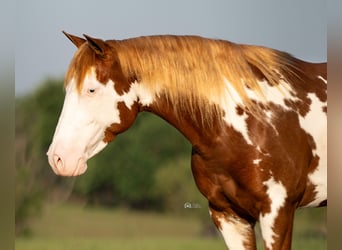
[65, 44, 96, 92]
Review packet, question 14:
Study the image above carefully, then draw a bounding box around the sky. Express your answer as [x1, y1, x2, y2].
[15, 0, 327, 96]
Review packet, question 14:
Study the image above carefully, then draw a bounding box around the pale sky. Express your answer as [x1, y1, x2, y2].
[15, 0, 326, 96]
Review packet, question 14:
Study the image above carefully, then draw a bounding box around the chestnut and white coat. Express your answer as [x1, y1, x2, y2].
[47, 33, 327, 250]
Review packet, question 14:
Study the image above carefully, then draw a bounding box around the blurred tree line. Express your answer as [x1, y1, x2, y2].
[15, 79, 212, 235]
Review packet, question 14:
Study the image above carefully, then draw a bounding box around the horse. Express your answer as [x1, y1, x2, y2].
[47, 32, 327, 250]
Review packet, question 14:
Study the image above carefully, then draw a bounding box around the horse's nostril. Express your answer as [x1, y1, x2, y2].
[53, 155, 63, 170]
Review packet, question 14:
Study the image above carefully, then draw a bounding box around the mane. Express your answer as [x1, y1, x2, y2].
[66, 35, 300, 127]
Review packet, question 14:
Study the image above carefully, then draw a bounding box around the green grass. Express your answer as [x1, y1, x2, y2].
[16, 203, 326, 250]
[16, 237, 226, 250]
[16, 203, 226, 250]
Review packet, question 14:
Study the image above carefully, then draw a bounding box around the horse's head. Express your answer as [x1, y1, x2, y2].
[47, 32, 141, 176]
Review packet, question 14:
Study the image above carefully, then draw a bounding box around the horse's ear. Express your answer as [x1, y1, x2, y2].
[83, 34, 108, 57]
[62, 31, 86, 48]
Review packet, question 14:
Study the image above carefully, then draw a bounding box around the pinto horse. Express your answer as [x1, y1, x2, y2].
[47, 32, 327, 250]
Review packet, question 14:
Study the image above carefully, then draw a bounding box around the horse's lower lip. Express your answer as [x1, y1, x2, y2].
[55, 164, 87, 176]
[74, 159, 88, 176]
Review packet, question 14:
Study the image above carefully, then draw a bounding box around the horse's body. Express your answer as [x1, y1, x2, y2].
[47, 33, 327, 250]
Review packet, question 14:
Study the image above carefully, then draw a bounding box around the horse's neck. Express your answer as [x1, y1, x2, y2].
[141, 99, 214, 148]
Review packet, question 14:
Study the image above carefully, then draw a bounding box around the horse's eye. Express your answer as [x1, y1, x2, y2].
[87, 88, 96, 94]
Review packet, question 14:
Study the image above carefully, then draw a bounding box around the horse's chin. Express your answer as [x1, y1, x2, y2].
[56, 163, 88, 177]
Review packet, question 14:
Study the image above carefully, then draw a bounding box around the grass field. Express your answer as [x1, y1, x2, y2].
[16, 203, 326, 250]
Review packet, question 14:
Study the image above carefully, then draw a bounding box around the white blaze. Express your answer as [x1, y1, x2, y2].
[47, 68, 154, 176]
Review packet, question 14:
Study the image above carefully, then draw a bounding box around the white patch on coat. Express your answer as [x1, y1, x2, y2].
[245, 79, 299, 110]
[299, 93, 327, 207]
[259, 176, 287, 249]
[253, 158, 262, 165]
[125, 81, 155, 107]
[318, 75, 327, 84]
[215, 77, 300, 145]
[216, 78, 253, 144]
[217, 216, 252, 250]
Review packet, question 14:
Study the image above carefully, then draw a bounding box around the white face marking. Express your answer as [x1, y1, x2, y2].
[47, 70, 118, 176]
[47, 68, 153, 176]
[217, 216, 252, 250]
[259, 176, 287, 249]
[299, 92, 327, 207]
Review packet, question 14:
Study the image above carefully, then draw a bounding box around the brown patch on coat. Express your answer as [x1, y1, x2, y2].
[322, 105, 327, 113]
[103, 101, 139, 143]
